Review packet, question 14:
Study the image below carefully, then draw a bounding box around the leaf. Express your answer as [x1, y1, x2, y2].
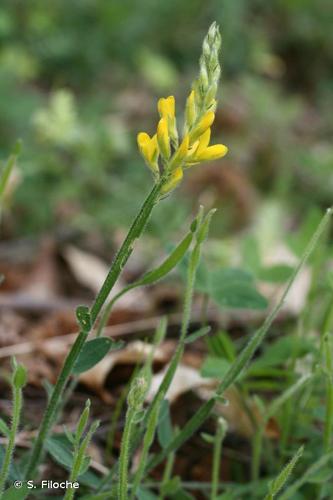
[171, 489, 195, 499]
[201, 432, 214, 444]
[45, 436, 100, 488]
[211, 281, 268, 310]
[137, 487, 158, 500]
[73, 337, 124, 374]
[161, 476, 181, 496]
[135, 233, 192, 286]
[0, 150, 17, 201]
[45, 435, 73, 470]
[201, 356, 231, 379]
[157, 399, 173, 449]
[206, 331, 236, 361]
[180, 264, 264, 311]
[306, 467, 333, 484]
[258, 264, 294, 283]
[241, 235, 261, 273]
[76, 306, 92, 332]
[264, 445, 303, 499]
[0, 418, 10, 438]
[249, 335, 315, 373]
[184, 326, 211, 344]
[1, 484, 29, 500]
[0, 445, 23, 481]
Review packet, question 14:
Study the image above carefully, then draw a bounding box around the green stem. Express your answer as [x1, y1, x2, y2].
[323, 333, 333, 453]
[90, 182, 162, 325]
[24, 181, 164, 479]
[251, 427, 264, 481]
[118, 406, 136, 500]
[0, 385, 22, 495]
[159, 452, 175, 500]
[146, 208, 332, 473]
[130, 405, 159, 499]
[211, 420, 226, 500]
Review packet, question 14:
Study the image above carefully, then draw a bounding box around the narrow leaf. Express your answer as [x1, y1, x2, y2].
[184, 326, 211, 344]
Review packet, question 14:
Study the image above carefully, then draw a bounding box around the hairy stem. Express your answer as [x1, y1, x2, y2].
[0, 385, 22, 495]
[24, 181, 164, 479]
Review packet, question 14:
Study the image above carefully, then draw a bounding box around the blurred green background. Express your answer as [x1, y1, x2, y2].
[0, 0, 332, 241]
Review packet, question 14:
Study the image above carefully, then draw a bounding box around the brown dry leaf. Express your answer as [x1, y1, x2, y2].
[0, 310, 26, 347]
[198, 386, 279, 439]
[63, 245, 150, 312]
[21, 238, 60, 299]
[63, 245, 110, 294]
[146, 364, 215, 403]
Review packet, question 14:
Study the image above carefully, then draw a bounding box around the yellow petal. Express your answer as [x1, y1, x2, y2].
[137, 132, 160, 176]
[196, 128, 211, 155]
[195, 144, 228, 161]
[157, 118, 171, 159]
[169, 134, 190, 171]
[158, 96, 175, 119]
[137, 131, 150, 147]
[137, 132, 151, 159]
[161, 167, 183, 194]
[177, 134, 190, 160]
[190, 111, 215, 142]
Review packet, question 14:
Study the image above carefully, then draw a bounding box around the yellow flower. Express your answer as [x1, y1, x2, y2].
[158, 96, 175, 119]
[137, 132, 159, 176]
[161, 166, 183, 194]
[185, 127, 228, 167]
[194, 144, 228, 161]
[157, 117, 171, 159]
[195, 128, 211, 156]
[169, 134, 190, 171]
[158, 95, 178, 144]
[190, 111, 215, 143]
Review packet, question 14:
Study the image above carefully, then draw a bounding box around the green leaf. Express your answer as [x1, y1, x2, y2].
[241, 235, 261, 274]
[206, 331, 236, 361]
[210, 278, 268, 310]
[73, 337, 124, 374]
[201, 356, 231, 379]
[171, 489, 195, 499]
[0, 445, 23, 481]
[249, 335, 315, 373]
[45, 435, 73, 470]
[184, 326, 211, 344]
[264, 445, 303, 500]
[201, 432, 214, 444]
[1, 484, 29, 500]
[0, 151, 17, 201]
[258, 264, 294, 283]
[135, 233, 193, 287]
[137, 487, 158, 500]
[45, 436, 100, 487]
[157, 399, 173, 449]
[161, 476, 181, 496]
[13, 364, 27, 389]
[0, 418, 10, 438]
[76, 305, 92, 332]
[79, 456, 91, 476]
[307, 467, 333, 484]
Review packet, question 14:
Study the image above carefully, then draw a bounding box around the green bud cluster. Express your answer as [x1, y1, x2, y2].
[193, 22, 222, 115]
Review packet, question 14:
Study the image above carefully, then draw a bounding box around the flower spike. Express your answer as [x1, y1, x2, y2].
[136, 22, 228, 194]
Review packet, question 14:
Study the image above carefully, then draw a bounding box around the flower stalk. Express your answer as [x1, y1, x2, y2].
[0, 359, 27, 495]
